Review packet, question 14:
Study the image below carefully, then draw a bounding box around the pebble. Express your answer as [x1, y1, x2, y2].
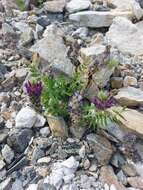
[1, 144, 14, 164]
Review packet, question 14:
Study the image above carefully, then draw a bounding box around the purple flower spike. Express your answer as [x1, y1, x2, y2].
[25, 80, 42, 98]
[91, 92, 115, 110]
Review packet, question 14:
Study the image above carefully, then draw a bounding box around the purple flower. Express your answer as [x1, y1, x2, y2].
[25, 80, 42, 98]
[91, 93, 115, 110]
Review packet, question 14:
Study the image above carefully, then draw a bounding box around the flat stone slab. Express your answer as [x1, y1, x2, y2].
[69, 10, 132, 28]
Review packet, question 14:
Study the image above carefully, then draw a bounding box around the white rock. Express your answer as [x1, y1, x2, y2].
[104, 183, 110, 190]
[1, 145, 14, 164]
[37, 157, 51, 164]
[31, 24, 74, 76]
[0, 160, 6, 170]
[63, 174, 75, 183]
[26, 184, 38, 190]
[106, 16, 143, 56]
[110, 184, 117, 190]
[11, 179, 23, 190]
[35, 114, 46, 127]
[40, 127, 50, 137]
[66, 0, 91, 13]
[79, 145, 86, 158]
[69, 10, 132, 28]
[0, 177, 12, 190]
[15, 107, 37, 128]
[123, 76, 138, 87]
[131, 0, 143, 20]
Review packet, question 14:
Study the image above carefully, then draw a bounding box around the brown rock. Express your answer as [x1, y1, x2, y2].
[115, 87, 143, 107]
[128, 177, 143, 189]
[111, 77, 123, 89]
[47, 116, 68, 138]
[122, 163, 138, 177]
[44, 0, 66, 13]
[100, 166, 126, 190]
[86, 134, 113, 165]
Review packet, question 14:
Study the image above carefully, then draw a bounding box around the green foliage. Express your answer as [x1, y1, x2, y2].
[30, 65, 83, 118]
[15, 0, 25, 11]
[107, 59, 118, 70]
[81, 104, 124, 130]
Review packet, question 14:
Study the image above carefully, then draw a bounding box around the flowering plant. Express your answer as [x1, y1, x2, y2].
[81, 91, 123, 129]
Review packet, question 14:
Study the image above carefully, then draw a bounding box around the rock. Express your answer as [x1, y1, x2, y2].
[15, 107, 37, 128]
[8, 128, 33, 153]
[0, 169, 6, 181]
[0, 130, 8, 143]
[86, 134, 113, 165]
[40, 127, 50, 137]
[116, 108, 143, 137]
[122, 163, 138, 177]
[117, 170, 127, 185]
[61, 156, 79, 174]
[30, 24, 74, 76]
[32, 147, 45, 164]
[131, 0, 143, 20]
[69, 10, 132, 28]
[0, 160, 6, 170]
[72, 27, 88, 38]
[127, 177, 143, 189]
[104, 183, 110, 190]
[123, 76, 138, 87]
[37, 16, 50, 28]
[26, 184, 38, 190]
[1, 144, 14, 164]
[44, 0, 66, 13]
[79, 145, 86, 158]
[100, 166, 126, 190]
[35, 114, 46, 128]
[20, 28, 34, 46]
[106, 16, 143, 56]
[37, 157, 51, 164]
[11, 179, 23, 190]
[111, 0, 133, 11]
[0, 64, 7, 82]
[2, 23, 14, 35]
[66, 0, 91, 13]
[115, 87, 143, 107]
[47, 116, 68, 138]
[110, 184, 117, 190]
[0, 177, 12, 190]
[111, 77, 123, 89]
[37, 183, 56, 190]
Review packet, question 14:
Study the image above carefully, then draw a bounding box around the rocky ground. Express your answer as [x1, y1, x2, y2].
[0, 0, 143, 189]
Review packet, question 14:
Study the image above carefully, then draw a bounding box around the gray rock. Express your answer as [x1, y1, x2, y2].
[11, 179, 23, 190]
[66, 0, 91, 13]
[106, 16, 143, 56]
[30, 24, 74, 76]
[38, 183, 56, 190]
[0, 160, 6, 170]
[32, 147, 45, 164]
[8, 128, 33, 153]
[117, 170, 127, 185]
[69, 10, 132, 28]
[0, 64, 7, 82]
[15, 107, 37, 128]
[1, 144, 14, 164]
[20, 28, 34, 46]
[40, 127, 50, 137]
[2, 23, 14, 35]
[86, 134, 113, 165]
[35, 114, 46, 128]
[131, 0, 143, 20]
[0, 177, 12, 190]
[37, 16, 50, 28]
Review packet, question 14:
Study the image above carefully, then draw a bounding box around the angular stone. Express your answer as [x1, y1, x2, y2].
[106, 16, 143, 56]
[66, 0, 91, 13]
[15, 107, 37, 128]
[0, 177, 12, 190]
[100, 166, 126, 190]
[116, 108, 143, 137]
[131, 0, 143, 20]
[69, 10, 132, 28]
[127, 177, 143, 189]
[1, 145, 14, 164]
[8, 129, 33, 153]
[111, 77, 123, 89]
[44, 0, 66, 13]
[20, 28, 34, 46]
[47, 116, 68, 138]
[123, 76, 138, 87]
[31, 24, 74, 76]
[115, 87, 143, 107]
[86, 134, 113, 165]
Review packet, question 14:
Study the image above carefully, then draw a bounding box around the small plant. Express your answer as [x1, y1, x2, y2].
[80, 91, 124, 130]
[25, 65, 83, 119]
[15, 0, 25, 11]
